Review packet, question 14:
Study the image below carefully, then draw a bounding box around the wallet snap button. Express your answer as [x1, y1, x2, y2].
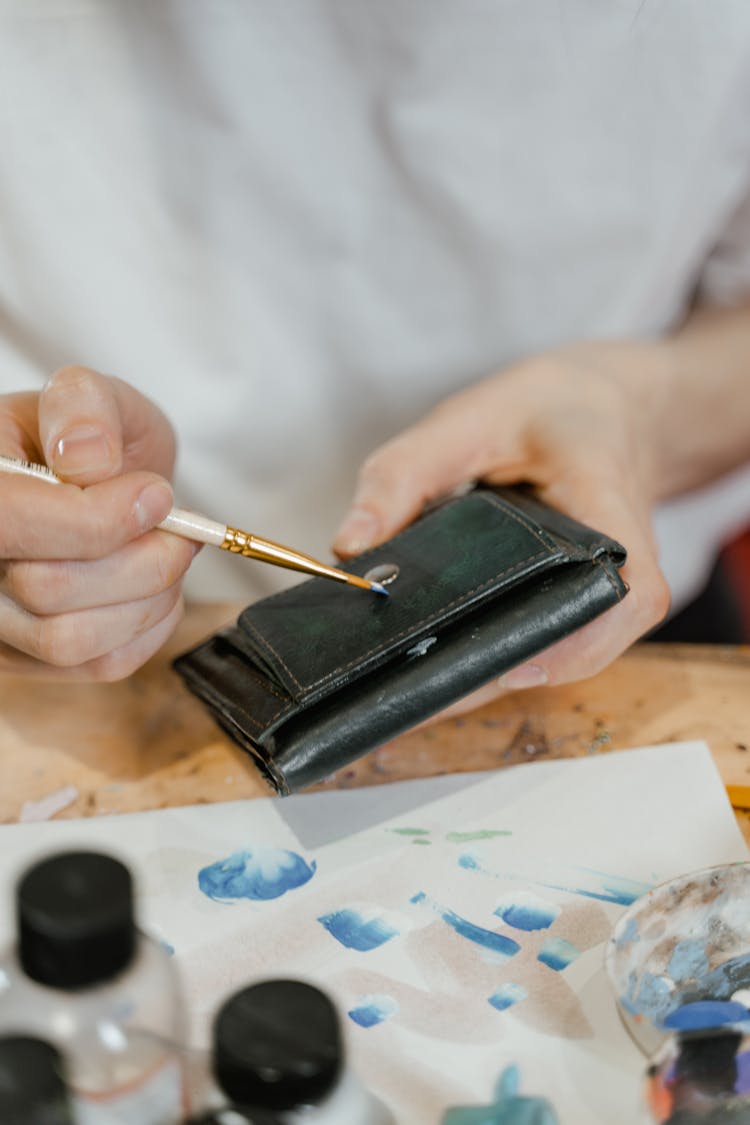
[364, 562, 400, 586]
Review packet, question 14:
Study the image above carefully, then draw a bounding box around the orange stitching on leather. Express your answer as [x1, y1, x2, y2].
[240, 492, 564, 697]
[242, 544, 552, 696]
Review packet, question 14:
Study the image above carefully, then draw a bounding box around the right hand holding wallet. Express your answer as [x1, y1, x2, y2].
[174, 486, 627, 794]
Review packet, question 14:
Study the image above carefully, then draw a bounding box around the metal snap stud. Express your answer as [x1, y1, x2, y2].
[364, 562, 400, 586]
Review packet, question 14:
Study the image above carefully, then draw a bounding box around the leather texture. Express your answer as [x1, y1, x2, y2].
[174, 487, 628, 794]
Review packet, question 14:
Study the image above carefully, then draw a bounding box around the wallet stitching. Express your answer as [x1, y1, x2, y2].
[594, 556, 627, 599]
[182, 641, 294, 729]
[238, 489, 595, 697]
[212, 635, 291, 703]
[241, 544, 552, 696]
[239, 491, 561, 694]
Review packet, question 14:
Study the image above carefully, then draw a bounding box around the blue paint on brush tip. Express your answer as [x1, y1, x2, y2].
[370, 582, 390, 596]
[318, 908, 400, 951]
[198, 847, 316, 902]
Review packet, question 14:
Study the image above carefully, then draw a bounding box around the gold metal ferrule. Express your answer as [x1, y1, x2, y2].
[219, 524, 384, 593]
[221, 526, 253, 555]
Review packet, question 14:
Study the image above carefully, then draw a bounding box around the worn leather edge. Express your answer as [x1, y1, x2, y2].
[174, 558, 627, 794]
[231, 487, 626, 703]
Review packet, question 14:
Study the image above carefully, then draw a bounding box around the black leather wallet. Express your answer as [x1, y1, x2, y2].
[174, 487, 627, 794]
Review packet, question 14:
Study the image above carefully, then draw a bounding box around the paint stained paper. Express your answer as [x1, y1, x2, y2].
[0, 741, 745, 1124]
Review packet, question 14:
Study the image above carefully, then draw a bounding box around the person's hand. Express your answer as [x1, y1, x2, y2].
[333, 345, 672, 718]
[0, 366, 197, 679]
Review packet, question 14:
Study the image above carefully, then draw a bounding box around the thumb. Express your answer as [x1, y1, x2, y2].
[333, 398, 486, 557]
[38, 366, 176, 485]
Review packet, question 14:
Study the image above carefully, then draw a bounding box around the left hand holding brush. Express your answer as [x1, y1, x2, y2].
[0, 366, 196, 680]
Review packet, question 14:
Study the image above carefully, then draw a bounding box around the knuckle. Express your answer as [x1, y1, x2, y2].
[4, 561, 74, 615]
[78, 495, 126, 558]
[33, 615, 87, 667]
[86, 651, 140, 683]
[152, 539, 192, 594]
[95, 599, 184, 681]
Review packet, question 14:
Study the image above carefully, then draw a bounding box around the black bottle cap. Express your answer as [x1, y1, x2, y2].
[17, 850, 136, 989]
[213, 979, 343, 1111]
[0, 1036, 74, 1124]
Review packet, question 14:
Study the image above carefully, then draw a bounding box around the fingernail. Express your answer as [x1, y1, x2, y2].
[334, 508, 381, 554]
[134, 482, 173, 532]
[54, 425, 115, 476]
[497, 663, 549, 691]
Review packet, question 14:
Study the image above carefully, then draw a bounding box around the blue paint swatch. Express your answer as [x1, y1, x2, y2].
[664, 1000, 750, 1032]
[348, 994, 399, 1028]
[621, 970, 675, 1023]
[411, 892, 521, 960]
[198, 847, 316, 902]
[539, 874, 652, 907]
[488, 982, 528, 1012]
[537, 936, 581, 971]
[623, 950, 750, 1027]
[457, 853, 651, 908]
[318, 909, 399, 952]
[667, 939, 710, 982]
[494, 893, 559, 932]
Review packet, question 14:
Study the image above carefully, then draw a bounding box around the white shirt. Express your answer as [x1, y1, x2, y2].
[0, 0, 749, 607]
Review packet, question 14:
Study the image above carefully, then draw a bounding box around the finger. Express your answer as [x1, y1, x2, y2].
[480, 483, 668, 701]
[0, 583, 183, 668]
[333, 375, 540, 556]
[0, 392, 48, 462]
[496, 468, 668, 687]
[416, 558, 667, 728]
[0, 531, 199, 614]
[38, 366, 176, 485]
[0, 597, 185, 682]
[0, 471, 173, 559]
[411, 469, 668, 725]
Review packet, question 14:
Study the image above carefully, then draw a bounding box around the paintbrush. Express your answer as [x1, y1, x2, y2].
[0, 455, 389, 596]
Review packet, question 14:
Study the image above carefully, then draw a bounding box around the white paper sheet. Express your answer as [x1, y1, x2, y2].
[0, 742, 745, 1123]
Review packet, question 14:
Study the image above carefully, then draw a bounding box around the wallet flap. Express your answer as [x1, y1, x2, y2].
[234, 488, 616, 704]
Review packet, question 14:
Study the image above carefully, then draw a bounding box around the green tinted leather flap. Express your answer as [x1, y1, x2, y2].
[235, 489, 618, 704]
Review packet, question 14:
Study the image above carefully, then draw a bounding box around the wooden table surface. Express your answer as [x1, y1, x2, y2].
[2, 602, 749, 842]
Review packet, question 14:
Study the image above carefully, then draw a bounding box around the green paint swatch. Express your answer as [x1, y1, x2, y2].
[446, 830, 512, 843]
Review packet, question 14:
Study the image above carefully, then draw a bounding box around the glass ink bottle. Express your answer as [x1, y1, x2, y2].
[644, 1026, 750, 1123]
[0, 849, 187, 1124]
[202, 979, 394, 1125]
[0, 1034, 76, 1125]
